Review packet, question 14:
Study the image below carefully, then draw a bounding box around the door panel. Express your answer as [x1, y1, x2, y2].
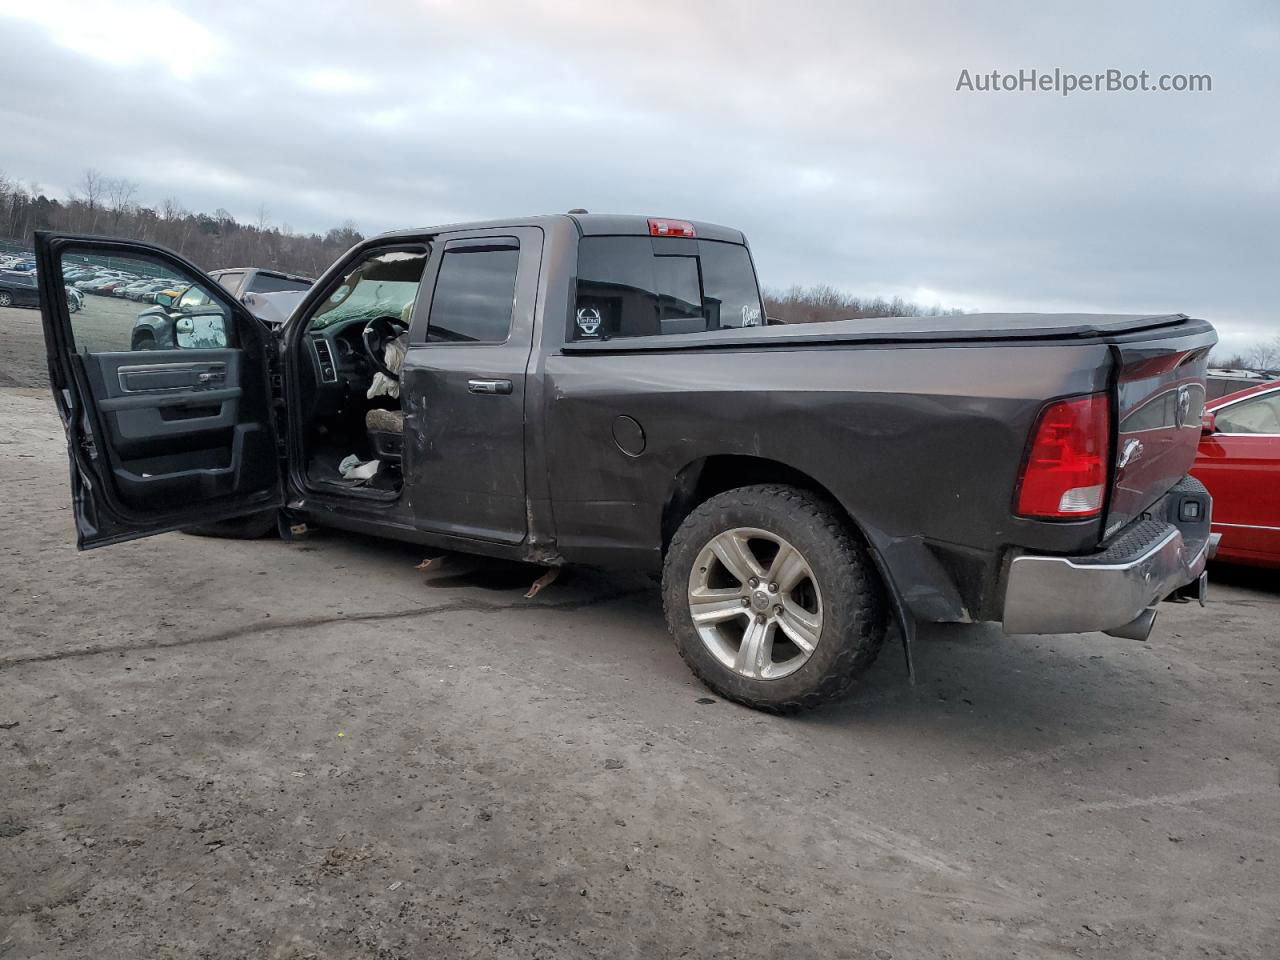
[36, 235, 283, 548]
[401, 228, 542, 544]
[1194, 430, 1280, 565]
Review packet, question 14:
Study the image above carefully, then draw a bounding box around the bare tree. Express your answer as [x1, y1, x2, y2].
[77, 169, 104, 231]
[160, 197, 185, 221]
[1245, 336, 1280, 371]
[104, 176, 139, 234]
[1211, 352, 1250, 370]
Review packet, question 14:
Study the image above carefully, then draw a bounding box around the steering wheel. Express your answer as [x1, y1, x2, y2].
[361, 315, 408, 381]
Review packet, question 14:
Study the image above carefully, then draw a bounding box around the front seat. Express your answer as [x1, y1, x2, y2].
[365, 408, 404, 460]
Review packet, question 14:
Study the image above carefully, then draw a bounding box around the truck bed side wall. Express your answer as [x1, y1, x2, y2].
[542, 341, 1111, 623]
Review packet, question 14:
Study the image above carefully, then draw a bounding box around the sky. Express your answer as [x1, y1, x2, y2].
[0, 0, 1276, 354]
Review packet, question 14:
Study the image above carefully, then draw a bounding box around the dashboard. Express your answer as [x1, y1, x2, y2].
[301, 318, 375, 421]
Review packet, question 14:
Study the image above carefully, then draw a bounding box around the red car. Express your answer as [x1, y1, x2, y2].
[1192, 380, 1280, 568]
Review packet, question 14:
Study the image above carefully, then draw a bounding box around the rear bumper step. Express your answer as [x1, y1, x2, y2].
[1002, 475, 1214, 637]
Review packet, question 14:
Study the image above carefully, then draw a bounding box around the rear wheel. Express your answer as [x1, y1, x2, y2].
[662, 484, 887, 713]
[0, 292, 12, 307]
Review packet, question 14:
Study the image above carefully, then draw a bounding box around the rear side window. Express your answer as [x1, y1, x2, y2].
[426, 242, 520, 343]
[574, 237, 763, 340]
[248, 273, 312, 294]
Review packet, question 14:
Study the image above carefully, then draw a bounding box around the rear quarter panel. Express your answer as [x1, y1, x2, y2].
[543, 341, 1111, 621]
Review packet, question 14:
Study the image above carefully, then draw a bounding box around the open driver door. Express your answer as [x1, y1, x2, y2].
[35, 233, 284, 549]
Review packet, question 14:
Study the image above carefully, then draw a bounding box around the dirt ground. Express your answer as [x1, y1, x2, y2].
[0, 305, 50, 388]
[1, 338, 1278, 957]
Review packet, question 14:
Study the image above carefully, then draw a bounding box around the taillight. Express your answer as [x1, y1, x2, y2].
[1016, 392, 1111, 519]
[648, 218, 696, 238]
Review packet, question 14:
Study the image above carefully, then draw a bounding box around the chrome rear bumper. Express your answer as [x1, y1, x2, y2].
[1002, 526, 1216, 637]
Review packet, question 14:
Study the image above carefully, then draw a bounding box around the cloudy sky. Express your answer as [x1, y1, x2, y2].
[1, 0, 1276, 352]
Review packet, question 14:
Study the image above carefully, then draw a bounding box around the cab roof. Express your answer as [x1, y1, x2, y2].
[1207, 378, 1280, 410]
[375, 213, 746, 245]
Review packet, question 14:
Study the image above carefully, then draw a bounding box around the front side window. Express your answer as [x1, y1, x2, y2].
[309, 248, 428, 332]
[573, 236, 763, 340]
[1215, 392, 1280, 434]
[426, 243, 519, 343]
[56, 249, 227, 352]
[177, 285, 213, 311]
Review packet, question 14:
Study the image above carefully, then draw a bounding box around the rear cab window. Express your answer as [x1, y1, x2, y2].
[573, 236, 763, 341]
[248, 273, 312, 294]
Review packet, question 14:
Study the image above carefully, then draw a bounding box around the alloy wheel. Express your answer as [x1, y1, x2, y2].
[686, 527, 823, 680]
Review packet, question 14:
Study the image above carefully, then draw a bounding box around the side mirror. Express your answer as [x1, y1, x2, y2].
[156, 293, 174, 307]
[174, 314, 228, 349]
[1200, 411, 1217, 435]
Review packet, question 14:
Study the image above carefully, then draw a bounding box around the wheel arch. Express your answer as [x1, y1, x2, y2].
[661, 455, 849, 553]
[659, 455, 916, 650]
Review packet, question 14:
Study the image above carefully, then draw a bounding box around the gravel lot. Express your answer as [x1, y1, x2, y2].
[0, 305, 50, 388]
[1, 317, 1278, 959]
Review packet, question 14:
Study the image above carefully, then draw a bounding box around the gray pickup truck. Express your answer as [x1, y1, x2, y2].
[34, 215, 1218, 712]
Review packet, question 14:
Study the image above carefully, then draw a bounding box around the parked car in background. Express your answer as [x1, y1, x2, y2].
[131, 283, 225, 349]
[120, 280, 157, 300]
[0, 271, 40, 307]
[149, 285, 184, 303]
[0, 271, 84, 312]
[210, 267, 314, 298]
[207, 266, 315, 326]
[122, 280, 170, 301]
[1193, 381, 1280, 568]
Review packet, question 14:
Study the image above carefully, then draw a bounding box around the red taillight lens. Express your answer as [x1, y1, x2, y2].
[1016, 392, 1111, 519]
[648, 218, 696, 238]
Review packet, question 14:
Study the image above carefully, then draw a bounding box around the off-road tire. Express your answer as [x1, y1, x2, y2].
[184, 511, 278, 540]
[662, 484, 887, 713]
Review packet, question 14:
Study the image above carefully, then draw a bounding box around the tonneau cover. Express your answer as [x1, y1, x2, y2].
[563, 312, 1205, 352]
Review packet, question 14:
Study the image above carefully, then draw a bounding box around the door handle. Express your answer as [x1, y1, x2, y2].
[467, 379, 513, 395]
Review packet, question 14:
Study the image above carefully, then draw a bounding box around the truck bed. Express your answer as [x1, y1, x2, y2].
[562, 312, 1207, 352]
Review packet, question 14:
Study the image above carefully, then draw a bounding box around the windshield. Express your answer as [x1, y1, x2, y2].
[309, 250, 427, 330]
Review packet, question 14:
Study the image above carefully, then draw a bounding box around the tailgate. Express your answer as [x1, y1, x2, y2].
[1105, 321, 1217, 540]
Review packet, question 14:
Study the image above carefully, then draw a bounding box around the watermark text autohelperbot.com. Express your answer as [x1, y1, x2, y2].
[956, 68, 1211, 96]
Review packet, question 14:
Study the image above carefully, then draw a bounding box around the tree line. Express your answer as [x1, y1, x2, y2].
[763, 284, 963, 323]
[3, 167, 1276, 355]
[2, 167, 962, 321]
[1, 168, 363, 278]
[1212, 339, 1280, 373]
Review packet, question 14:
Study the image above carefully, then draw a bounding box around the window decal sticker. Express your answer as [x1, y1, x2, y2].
[576, 306, 602, 337]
